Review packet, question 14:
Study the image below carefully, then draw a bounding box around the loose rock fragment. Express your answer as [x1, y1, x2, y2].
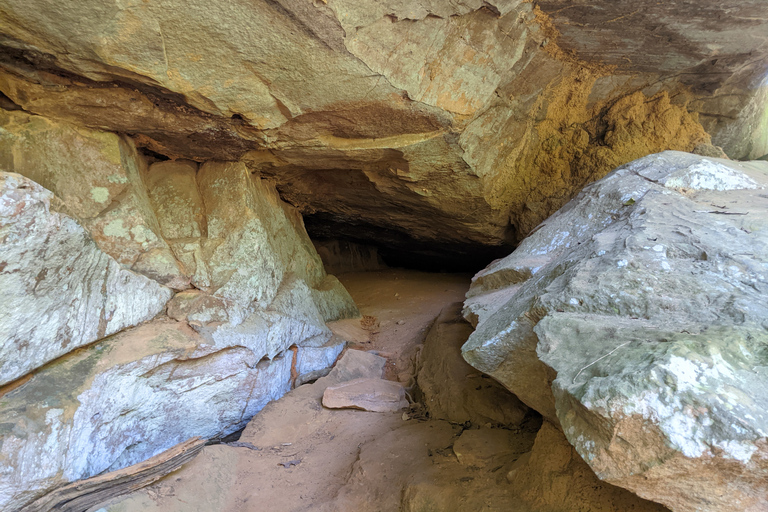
[322, 378, 408, 412]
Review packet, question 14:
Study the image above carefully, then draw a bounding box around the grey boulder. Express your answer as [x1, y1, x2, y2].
[463, 151, 768, 512]
[0, 320, 345, 512]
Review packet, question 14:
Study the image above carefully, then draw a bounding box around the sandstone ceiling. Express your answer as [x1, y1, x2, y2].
[0, 0, 766, 266]
[536, 0, 768, 159]
[538, 0, 768, 90]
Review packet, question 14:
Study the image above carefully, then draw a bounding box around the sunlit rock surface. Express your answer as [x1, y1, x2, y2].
[536, 0, 768, 160]
[0, 172, 171, 385]
[0, 320, 345, 512]
[464, 151, 768, 511]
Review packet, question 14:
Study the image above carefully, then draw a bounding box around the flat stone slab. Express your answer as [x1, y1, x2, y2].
[322, 378, 408, 413]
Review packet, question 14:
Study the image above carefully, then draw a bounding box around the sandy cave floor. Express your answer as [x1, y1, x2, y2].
[88, 269, 542, 512]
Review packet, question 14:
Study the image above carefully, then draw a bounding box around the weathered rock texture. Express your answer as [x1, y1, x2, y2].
[506, 421, 670, 512]
[0, 172, 171, 385]
[0, 109, 358, 313]
[417, 302, 530, 426]
[1, 108, 359, 346]
[0, 111, 187, 289]
[536, 0, 768, 159]
[0, 320, 345, 512]
[0, 130, 357, 509]
[157, 158, 359, 362]
[463, 151, 768, 511]
[1, 1, 764, 262]
[453, 427, 528, 468]
[2, 0, 768, 508]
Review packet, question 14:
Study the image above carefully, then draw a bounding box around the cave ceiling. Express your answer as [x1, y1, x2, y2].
[0, 0, 766, 262]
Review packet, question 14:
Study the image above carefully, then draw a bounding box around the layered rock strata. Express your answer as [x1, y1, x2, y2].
[2, 1, 764, 261]
[0, 320, 344, 512]
[0, 118, 357, 509]
[463, 151, 768, 511]
[0, 172, 171, 385]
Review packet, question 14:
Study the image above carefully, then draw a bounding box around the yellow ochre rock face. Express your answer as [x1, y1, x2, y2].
[1, 0, 764, 261]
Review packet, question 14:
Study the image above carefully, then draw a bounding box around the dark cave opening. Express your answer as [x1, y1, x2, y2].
[303, 213, 515, 274]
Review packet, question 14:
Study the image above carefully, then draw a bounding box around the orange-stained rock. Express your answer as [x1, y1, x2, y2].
[1, 0, 760, 263]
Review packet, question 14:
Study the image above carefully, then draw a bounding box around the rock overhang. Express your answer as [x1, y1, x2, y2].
[1, 0, 766, 264]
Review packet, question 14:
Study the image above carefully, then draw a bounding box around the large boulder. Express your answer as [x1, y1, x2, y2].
[463, 151, 768, 511]
[0, 147, 357, 508]
[0, 320, 344, 512]
[0, 171, 171, 385]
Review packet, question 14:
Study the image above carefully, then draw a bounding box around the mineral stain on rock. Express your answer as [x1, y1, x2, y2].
[1, 1, 767, 511]
[90, 187, 110, 204]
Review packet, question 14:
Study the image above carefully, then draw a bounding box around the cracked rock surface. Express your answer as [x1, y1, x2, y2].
[2, 0, 764, 262]
[463, 151, 768, 511]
